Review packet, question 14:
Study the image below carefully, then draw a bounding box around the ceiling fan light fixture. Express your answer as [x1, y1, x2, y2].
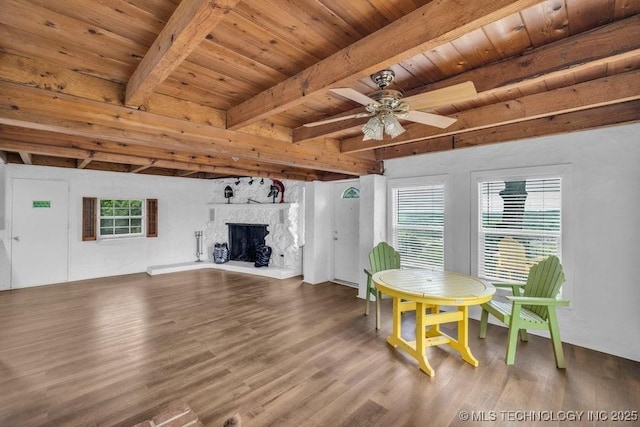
[383, 114, 406, 138]
[362, 116, 384, 140]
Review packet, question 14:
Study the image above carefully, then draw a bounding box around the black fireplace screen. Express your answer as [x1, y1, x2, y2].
[227, 223, 269, 262]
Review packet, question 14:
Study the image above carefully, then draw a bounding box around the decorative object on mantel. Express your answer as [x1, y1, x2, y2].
[224, 185, 233, 203]
[194, 231, 204, 262]
[268, 184, 279, 203]
[269, 179, 285, 203]
[254, 245, 272, 267]
[213, 242, 229, 264]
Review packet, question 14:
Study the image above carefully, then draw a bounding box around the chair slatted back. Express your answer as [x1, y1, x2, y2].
[369, 242, 401, 274]
[523, 255, 565, 319]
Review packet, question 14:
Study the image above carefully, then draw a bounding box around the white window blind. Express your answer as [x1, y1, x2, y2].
[478, 178, 561, 283]
[392, 184, 444, 270]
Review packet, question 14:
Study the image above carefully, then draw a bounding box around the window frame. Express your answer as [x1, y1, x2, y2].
[387, 175, 451, 271]
[98, 198, 145, 239]
[471, 164, 573, 302]
[341, 186, 360, 199]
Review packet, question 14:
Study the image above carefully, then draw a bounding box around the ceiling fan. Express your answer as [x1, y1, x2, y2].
[303, 70, 477, 141]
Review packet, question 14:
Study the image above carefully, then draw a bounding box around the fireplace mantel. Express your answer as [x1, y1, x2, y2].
[207, 202, 297, 210]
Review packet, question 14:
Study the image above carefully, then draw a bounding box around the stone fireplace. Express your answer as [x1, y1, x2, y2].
[204, 202, 301, 273]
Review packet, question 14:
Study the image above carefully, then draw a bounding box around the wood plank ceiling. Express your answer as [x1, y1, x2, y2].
[1, 0, 639, 181]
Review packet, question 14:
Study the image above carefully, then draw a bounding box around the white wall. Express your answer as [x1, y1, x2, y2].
[0, 164, 212, 289]
[302, 181, 332, 284]
[358, 174, 387, 298]
[382, 123, 640, 361]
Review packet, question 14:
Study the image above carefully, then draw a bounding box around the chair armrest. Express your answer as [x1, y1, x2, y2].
[506, 296, 570, 307]
[364, 268, 372, 277]
[493, 282, 526, 289]
[493, 282, 526, 296]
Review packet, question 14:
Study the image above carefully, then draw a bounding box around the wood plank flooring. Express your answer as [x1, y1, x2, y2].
[1, 270, 638, 426]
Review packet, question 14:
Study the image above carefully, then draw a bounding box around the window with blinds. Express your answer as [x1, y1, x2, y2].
[391, 184, 444, 270]
[478, 178, 561, 283]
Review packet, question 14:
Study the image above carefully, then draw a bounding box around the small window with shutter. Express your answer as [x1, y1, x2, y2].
[82, 198, 157, 240]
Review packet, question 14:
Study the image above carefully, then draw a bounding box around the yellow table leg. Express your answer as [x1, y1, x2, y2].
[425, 304, 441, 338]
[385, 299, 480, 376]
[386, 296, 401, 348]
[415, 301, 435, 376]
[451, 305, 479, 367]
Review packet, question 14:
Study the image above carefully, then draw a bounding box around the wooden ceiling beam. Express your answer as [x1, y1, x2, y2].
[0, 82, 381, 176]
[125, 0, 241, 107]
[0, 139, 317, 181]
[0, 125, 321, 179]
[226, 0, 542, 129]
[453, 100, 640, 149]
[293, 14, 640, 143]
[0, 150, 8, 164]
[376, 100, 640, 159]
[341, 69, 640, 153]
[0, 53, 226, 128]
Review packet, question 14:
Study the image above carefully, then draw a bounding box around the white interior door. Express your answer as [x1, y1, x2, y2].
[11, 179, 69, 288]
[333, 181, 360, 285]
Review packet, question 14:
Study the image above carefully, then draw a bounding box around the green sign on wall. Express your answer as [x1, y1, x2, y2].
[33, 201, 51, 208]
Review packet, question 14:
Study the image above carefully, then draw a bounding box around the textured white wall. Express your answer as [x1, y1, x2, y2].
[1, 165, 211, 287]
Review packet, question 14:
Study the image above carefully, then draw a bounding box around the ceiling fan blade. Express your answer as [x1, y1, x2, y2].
[303, 112, 372, 127]
[402, 81, 477, 110]
[330, 88, 379, 106]
[403, 110, 457, 129]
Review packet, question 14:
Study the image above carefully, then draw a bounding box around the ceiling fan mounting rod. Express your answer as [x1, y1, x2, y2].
[371, 69, 395, 90]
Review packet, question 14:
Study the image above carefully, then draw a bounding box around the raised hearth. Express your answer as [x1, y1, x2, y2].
[146, 260, 298, 279]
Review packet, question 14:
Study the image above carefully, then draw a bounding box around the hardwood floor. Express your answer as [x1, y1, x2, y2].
[1, 270, 638, 427]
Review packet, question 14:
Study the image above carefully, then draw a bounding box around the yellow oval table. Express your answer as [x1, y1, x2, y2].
[373, 268, 496, 377]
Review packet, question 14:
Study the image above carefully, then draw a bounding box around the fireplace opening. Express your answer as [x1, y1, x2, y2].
[227, 223, 269, 262]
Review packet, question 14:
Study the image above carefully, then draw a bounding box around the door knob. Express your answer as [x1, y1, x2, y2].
[13, 236, 20, 242]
